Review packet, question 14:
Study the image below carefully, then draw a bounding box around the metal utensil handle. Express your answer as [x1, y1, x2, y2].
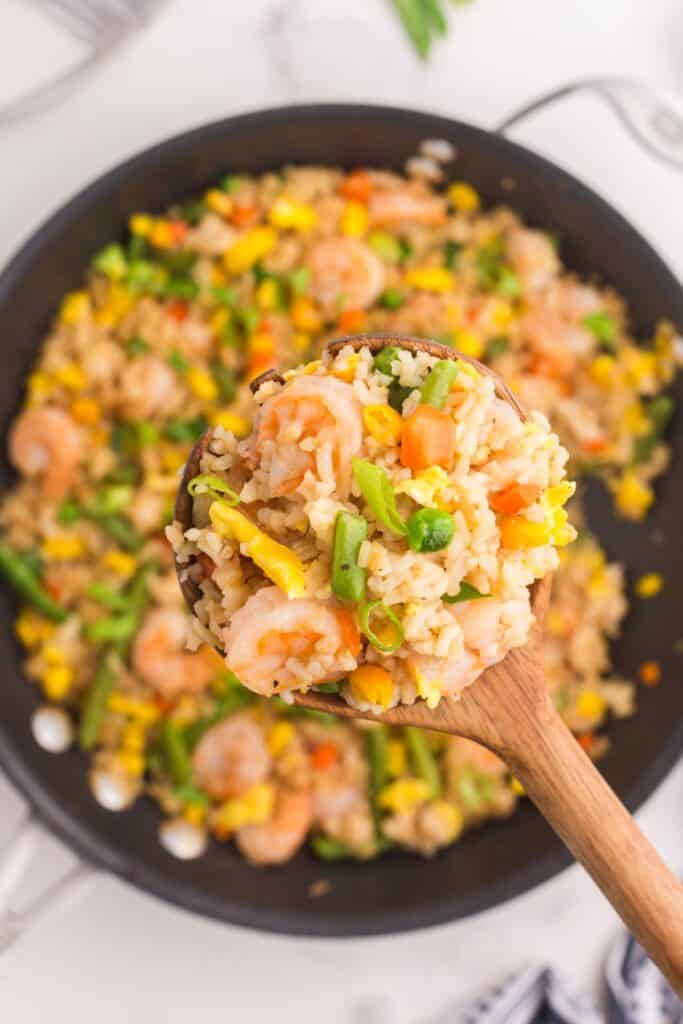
[0, 810, 96, 953]
[497, 76, 683, 172]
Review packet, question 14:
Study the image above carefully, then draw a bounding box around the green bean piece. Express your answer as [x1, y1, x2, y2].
[443, 239, 462, 269]
[211, 362, 237, 402]
[352, 459, 407, 536]
[404, 726, 441, 799]
[632, 395, 675, 464]
[161, 720, 193, 787]
[162, 278, 199, 301]
[0, 544, 67, 622]
[164, 415, 207, 443]
[420, 359, 459, 409]
[406, 508, 455, 553]
[373, 346, 401, 377]
[331, 511, 368, 603]
[84, 562, 155, 658]
[311, 835, 354, 861]
[84, 613, 137, 645]
[87, 484, 134, 517]
[79, 653, 117, 750]
[366, 725, 389, 826]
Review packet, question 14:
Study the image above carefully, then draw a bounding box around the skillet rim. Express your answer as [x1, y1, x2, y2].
[0, 102, 681, 938]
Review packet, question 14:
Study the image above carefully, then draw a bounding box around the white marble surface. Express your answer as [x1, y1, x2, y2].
[1, 1, 682, 1020]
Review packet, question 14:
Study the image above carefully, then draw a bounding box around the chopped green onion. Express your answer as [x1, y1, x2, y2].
[373, 346, 401, 377]
[443, 581, 489, 603]
[57, 499, 82, 525]
[379, 289, 405, 310]
[288, 266, 311, 296]
[367, 232, 402, 263]
[331, 511, 367, 603]
[93, 243, 127, 280]
[168, 350, 189, 374]
[187, 474, 240, 506]
[484, 335, 510, 361]
[443, 239, 462, 269]
[420, 359, 458, 409]
[164, 416, 208, 443]
[126, 336, 150, 357]
[212, 285, 237, 307]
[163, 278, 198, 301]
[583, 312, 616, 347]
[352, 459, 407, 536]
[358, 600, 404, 654]
[406, 508, 455, 552]
[211, 362, 236, 402]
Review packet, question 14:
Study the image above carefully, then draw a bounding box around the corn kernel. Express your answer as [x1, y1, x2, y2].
[122, 720, 146, 753]
[546, 610, 566, 636]
[623, 347, 657, 388]
[510, 776, 526, 796]
[186, 366, 218, 401]
[27, 371, 54, 403]
[635, 572, 663, 598]
[454, 329, 485, 359]
[116, 751, 145, 777]
[129, 214, 153, 237]
[293, 332, 311, 353]
[70, 397, 100, 425]
[490, 300, 514, 330]
[149, 220, 174, 249]
[340, 201, 368, 238]
[183, 803, 206, 826]
[348, 666, 394, 710]
[500, 516, 551, 549]
[404, 267, 455, 293]
[430, 799, 465, 841]
[59, 291, 91, 325]
[160, 445, 187, 473]
[15, 611, 55, 648]
[102, 550, 137, 576]
[588, 354, 616, 388]
[363, 404, 403, 446]
[267, 721, 295, 757]
[613, 471, 653, 521]
[54, 362, 87, 392]
[93, 283, 134, 328]
[213, 782, 275, 837]
[386, 739, 407, 777]
[42, 645, 66, 665]
[205, 188, 234, 218]
[210, 307, 231, 336]
[291, 296, 322, 333]
[577, 690, 607, 720]
[268, 196, 317, 232]
[209, 408, 250, 436]
[41, 664, 74, 701]
[107, 692, 160, 725]
[41, 535, 85, 561]
[448, 182, 480, 213]
[256, 278, 280, 312]
[331, 352, 360, 382]
[377, 777, 431, 814]
[622, 403, 649, 436]
[224, 227, 277, 275]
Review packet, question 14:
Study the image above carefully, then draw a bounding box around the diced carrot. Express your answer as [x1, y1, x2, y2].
[338, 308, 366, 333]
[168, 220, 189, 245]
[490, 483, 541, 516]
[582, 437, 608, 454]
[310, 741, 339, 772]
[336, 609, 361, 657]
[247, 354, 276, 380]
[198, 553, 216, 579]
[400, 405, 458, 471]
[340, 171, 373, 204]
[577, 732, 594, 752]
[231, 203, 259, 227]
[167, 300, 188, 322]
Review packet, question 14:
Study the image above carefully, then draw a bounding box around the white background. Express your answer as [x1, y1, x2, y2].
[0, 1, 682, 1020]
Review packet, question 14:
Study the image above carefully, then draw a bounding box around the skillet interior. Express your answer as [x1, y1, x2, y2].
[0, 105, 681, 936]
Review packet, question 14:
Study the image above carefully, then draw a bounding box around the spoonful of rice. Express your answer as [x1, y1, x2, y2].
[173, 335, 683, 992]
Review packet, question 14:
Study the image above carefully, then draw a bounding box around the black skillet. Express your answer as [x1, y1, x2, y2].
[0, 105, 681, 937]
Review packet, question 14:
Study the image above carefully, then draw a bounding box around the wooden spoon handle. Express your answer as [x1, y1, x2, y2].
[506, 694, 683, 994]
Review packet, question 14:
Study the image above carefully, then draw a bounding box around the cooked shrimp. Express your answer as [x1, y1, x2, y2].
[9, 406, 82, 500]
[505, 228, 559, 293]
[309, 238, 385, 313]
[408, 649, 481, 698]
[520, 310, 593, 377]
[449, 598, 506, 662]
[117, 355, 178, 418]
[224, 586, 360, 695]
[369, 188, 447, 227]
[132, 607, 219, 699]
[192, 712, 271, 801]
[254, 374, 363, 496]
[235, 786, 313, 865]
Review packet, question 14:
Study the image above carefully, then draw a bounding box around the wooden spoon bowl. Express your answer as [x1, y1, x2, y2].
[175, 335, 683, 992]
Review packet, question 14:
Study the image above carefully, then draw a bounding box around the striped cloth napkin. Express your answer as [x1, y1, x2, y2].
[458, 934, 682, 1024]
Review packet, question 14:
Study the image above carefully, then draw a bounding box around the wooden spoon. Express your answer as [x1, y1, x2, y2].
[175, 335, 683, 993]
